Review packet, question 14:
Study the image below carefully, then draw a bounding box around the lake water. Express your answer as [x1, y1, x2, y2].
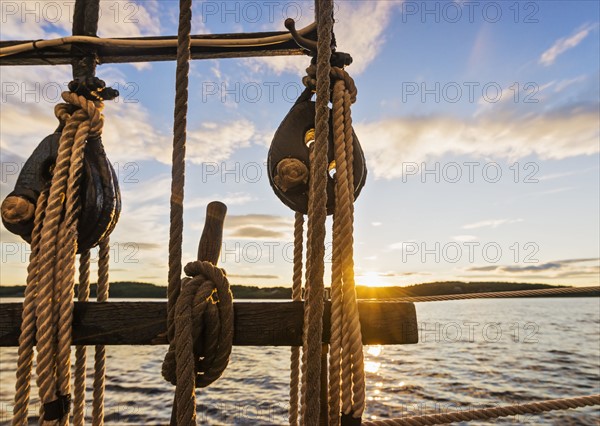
[1, 298, 599, 425]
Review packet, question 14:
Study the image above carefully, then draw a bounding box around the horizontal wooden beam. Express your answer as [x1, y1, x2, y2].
[0, 301, 418, 346]
[0, 29, 311, 66]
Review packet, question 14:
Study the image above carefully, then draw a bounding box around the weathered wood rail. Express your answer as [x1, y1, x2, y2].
[0, 29, 312, 66]
[0, 300, 418, 347]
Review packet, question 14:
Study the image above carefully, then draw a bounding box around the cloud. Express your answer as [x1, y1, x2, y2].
[357, 102, 599, 179]
[453, 235, 478, 242]
[462, 219, 523, 230]
[249, 1, 400, 75]
[227, 274, 279, 279]
[0, 64, 264, 166]
[225, 214, 293, 240]
[466, 258, 600, 280]
[389, 240, 416, 251]
[540, 24, 598, 66]
[229, 226, 286, 239]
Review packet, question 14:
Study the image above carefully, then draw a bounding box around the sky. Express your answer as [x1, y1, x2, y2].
[0, 0, 599, 288]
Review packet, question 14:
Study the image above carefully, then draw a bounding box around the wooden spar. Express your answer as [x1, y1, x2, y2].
[0, 29, 312, 66]
[0, 300, 419, 347]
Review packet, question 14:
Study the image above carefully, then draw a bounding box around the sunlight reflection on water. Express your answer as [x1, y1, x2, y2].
[0, 298, 598, 425]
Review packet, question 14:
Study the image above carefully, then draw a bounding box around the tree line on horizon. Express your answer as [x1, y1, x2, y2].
[0, 281, 595, 299]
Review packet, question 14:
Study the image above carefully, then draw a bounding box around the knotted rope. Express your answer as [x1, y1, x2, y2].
[12, 91, 109, 426]
[164, 1, 234, 425]
[162, 261, 234, 425]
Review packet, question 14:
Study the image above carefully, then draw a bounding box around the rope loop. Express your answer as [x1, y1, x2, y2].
[162, 260, 234, 423]
[302, 64, 357, 103]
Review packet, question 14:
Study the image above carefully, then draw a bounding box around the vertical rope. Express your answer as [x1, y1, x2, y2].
[73, 251, 91, 426]
[92, 238, 110, 426]
[37, 97, 101, 426]
[165, 0, 192, 424]
[12, 191, 48, 425]
[289, 213, 304, 425]
[167, 0, 192, 349]
[300, 0, 334, 423]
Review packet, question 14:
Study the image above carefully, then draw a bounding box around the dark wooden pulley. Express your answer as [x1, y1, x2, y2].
[267, 98, 367, 215]
[1, 130, 121, 253]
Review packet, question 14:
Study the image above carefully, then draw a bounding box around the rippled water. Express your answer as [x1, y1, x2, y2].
[1, 298, 599, 425]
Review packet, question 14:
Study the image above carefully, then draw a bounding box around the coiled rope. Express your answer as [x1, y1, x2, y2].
[162, 261, 233, 425]
[163, 0, 234, 424]
[12, 92, 110, 426]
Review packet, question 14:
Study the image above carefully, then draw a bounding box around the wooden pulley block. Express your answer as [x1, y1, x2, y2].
[267, 99, 367, 215]
[0, 131, 121, 253]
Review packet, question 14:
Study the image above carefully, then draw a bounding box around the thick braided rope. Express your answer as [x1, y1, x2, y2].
[167, 0, 192, 349]
[289, 213, 304, 426]
[164, 0, 192, 423]
[73, 251, 91, 426]
[54, 98, 98, 426]
[341, 79, 365, 419]
[92, 238, 110, 426]
[299, 0, 334, 423]
[12, 191, 48, 425]
[378, 286, 600, 303]
[28, 92, 102, 425]
[299, 149, 314, 417]
[161, 261, 233, 425]
[362, 394, 600, 426]
[329, 73, 365, 422]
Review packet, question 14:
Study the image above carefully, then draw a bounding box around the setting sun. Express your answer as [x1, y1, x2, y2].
[358, 271, 393, 287]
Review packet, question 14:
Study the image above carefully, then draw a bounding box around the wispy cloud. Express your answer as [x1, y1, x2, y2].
[356, 105, 599, 179]
[250, 1, 401, 75]
[466, 258, 600, 280]
[462, 219, 523, 230]
[453, 235, 478, 242]
[225, 214, 293, 240]
[227, 274, 279, 280]
[540, 23, 598, 66]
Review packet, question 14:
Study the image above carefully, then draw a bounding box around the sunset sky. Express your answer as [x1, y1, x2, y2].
[1, 1, 599, 288]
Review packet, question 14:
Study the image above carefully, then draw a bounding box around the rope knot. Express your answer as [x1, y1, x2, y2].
[54, 91, 105, 138]
[302, 64, 358, 103]
[162, 260, 234, 405]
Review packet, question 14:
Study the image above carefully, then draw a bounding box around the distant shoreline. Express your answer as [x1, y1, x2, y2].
[1, 281, 598, 299]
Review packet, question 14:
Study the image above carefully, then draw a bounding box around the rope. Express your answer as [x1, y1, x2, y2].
[11, 91, 104, 426]
[289, 213, 304, 425]
[329, 69, 364, 424]
[161, 261, 234, 425]
[92, 239, 110, 426]
[299, 1, 334, 424]
[164, 0, 190, 422]
[163, 1, 234, 425]
[12, 191, 48, 425]
[380, 286, 600, 303]
[167, 0, 191, 355]
[73, 251, 90, 426]
[362, 394, 600, 426]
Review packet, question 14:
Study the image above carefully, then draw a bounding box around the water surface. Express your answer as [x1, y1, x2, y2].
[1, 298, 598, 425]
